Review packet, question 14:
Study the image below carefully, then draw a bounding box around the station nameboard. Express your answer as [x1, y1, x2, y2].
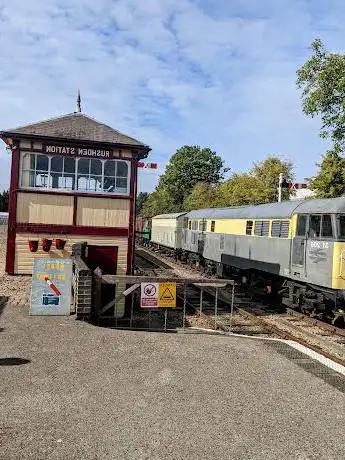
[44, 144, 115, 159]
[141, 282, 176, 308]
[30, 258, 72, 316]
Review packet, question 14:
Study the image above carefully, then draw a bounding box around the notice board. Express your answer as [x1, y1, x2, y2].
[30, 258, 72, 316]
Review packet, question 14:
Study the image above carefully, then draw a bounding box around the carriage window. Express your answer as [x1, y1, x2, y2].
[199, 221, 206, 232]
[220, 235, 225, 250]
[192, 221, 198, 231]
[188, 221, 191, 230]
[338, 215, 345, 239]
[309, 215, 321, 238]
[271, 220, 290, 238]
[211, 221, 215, 232]
[254, 220, 269, 236]
[296, 215, 307, 236]
[321, 215, 333, 238]
[246, 220, 253, 235]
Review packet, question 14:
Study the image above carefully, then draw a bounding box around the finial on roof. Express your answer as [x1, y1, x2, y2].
[77, 90, 82, 113]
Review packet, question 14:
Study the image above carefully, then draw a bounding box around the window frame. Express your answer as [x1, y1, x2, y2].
[246, 220, 253, 236]
[271, 220, 290, 238]
[254, 220, 269, 237]
[210, 220, 216, 232]
[19, 152, 131, 196]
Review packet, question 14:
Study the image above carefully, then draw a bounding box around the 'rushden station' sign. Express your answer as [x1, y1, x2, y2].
[30, 258, 72, 316]
[44, 144, 115, 158]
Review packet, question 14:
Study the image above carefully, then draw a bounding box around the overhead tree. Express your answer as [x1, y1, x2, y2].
[297, 39, 345, 197]
[297, 39, 345, 152]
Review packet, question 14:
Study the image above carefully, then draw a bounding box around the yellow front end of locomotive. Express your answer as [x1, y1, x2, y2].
[332, 242, 345, 289]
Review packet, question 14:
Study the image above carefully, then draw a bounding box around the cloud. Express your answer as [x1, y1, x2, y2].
[0, 0, 344, 193]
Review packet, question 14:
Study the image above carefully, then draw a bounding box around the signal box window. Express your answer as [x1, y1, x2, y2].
[246, 220, 253, 235]
[321, 215, 333, 238]
[20, 152, 130, 195]
[309, 215, 321, 238]
[211, 221, 215, 232]
[296, 215, 307, 236]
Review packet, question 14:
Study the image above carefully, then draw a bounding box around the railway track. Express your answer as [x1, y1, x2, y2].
[135, 245, 345, 365]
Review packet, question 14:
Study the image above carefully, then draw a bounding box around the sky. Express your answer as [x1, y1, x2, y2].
[0, 0, 344, 193]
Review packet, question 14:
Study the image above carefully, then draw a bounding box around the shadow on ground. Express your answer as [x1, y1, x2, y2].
[0, 358, 31, 366]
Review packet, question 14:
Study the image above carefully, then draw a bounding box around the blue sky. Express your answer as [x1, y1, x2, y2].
[0, 0, 344, 193]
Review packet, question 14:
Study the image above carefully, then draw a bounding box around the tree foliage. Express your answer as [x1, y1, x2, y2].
[0, 190, 8, 212]
[297, 39, 345, 151]
[297, 39, 345, 197]
[142, 145, 226, 215]
[309, 149, 345, 198]
[217, 156, 293, 206]
[136, 192, 149, 216]
[183, 182, 220, 211]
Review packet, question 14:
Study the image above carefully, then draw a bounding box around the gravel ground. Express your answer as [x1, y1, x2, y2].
[1, 301, 345, 459]
[0, 228, 31, 305]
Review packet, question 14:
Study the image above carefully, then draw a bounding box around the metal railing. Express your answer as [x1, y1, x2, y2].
[92, 272, 235, 332]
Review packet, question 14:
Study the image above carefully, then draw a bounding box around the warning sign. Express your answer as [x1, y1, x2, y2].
[140, 282, 177, 308]
[141, 282, 159, 308]
[158, 283, 176, 308]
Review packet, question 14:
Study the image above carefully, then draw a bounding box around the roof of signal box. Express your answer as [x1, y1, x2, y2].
[0, 112, 151, 151]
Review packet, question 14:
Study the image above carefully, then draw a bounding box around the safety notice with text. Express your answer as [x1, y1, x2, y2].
[141, 282, 176, 308]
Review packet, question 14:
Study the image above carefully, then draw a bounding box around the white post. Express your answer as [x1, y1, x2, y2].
[278, 173, 283, 202]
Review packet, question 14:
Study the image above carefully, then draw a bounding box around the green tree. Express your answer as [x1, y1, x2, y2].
[0, 190, 9, 212]
[217, 156, 293, 206]
[136, 192, 149, 216]
[159, 146, 226, 209]
[183, 182, 220, 211]
[144, 145, 226, 215]
[309, 149, 345, 198]
[142, 188, 174, 217]
[297, 39, 345, 152]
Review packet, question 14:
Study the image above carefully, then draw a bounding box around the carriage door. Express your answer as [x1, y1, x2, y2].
[197, 219, 206, 254]
[291, 215, 308, 270]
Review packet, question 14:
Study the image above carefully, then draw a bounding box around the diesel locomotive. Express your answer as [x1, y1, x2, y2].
[147, 198, 345, 326]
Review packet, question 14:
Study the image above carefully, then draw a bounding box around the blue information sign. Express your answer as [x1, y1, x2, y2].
[30, 258, 72, 316]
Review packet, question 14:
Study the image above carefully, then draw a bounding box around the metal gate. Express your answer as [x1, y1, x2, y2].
[92, 272, 235, 332]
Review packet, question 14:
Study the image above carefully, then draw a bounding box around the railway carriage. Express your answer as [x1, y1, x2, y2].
[150, 213, 187, 255]
[150, 199, 345, 325]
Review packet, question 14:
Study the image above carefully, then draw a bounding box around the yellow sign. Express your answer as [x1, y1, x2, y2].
[158, 283, 176, 308]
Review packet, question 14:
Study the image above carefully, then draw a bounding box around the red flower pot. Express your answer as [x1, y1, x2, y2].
[28, 240, 39, 253]
[55, 239, 66, 250]
[42, 239, 52, 252]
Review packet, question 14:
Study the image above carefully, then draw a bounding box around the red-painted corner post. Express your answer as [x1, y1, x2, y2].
[6, 146, 20, 274]
[127, 158, 137, 275]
